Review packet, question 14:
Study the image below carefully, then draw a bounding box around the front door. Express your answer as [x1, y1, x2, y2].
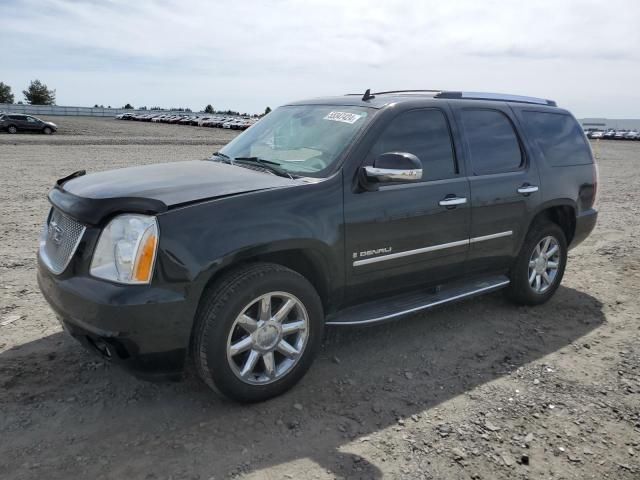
[25, 116, 42, 131]
[344, 107, 471, 303]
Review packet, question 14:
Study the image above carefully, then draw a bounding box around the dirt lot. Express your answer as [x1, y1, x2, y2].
[0, 117, 638, 480]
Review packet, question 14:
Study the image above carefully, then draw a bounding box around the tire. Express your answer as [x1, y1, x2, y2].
[43, 127, 53, 135]
[193, 263, 324, 402]
[7, 125, 17, 134]
[506, 220, 567, 305]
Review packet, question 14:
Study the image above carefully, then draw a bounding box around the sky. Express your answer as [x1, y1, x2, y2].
[1, 0, 639, 117]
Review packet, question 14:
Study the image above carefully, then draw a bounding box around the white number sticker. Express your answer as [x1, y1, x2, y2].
[323, 111, 363, 124]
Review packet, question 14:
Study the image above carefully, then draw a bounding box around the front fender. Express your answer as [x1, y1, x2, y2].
[153, 176, 345, 326]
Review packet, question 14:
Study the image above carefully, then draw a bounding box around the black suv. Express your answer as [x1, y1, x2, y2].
[1, 114, 57, 134]
[37, 90, 598, 402]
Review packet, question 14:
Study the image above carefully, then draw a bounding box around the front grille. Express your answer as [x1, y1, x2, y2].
[40, 208, 86, 274]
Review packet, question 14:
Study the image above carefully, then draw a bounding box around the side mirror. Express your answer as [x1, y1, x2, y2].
[364, 152, 423, 183]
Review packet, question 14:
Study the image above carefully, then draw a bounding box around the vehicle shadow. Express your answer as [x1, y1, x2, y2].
[0, 286, 604, 479]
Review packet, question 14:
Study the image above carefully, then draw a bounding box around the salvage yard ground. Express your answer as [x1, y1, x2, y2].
[0, 117, 638, 479]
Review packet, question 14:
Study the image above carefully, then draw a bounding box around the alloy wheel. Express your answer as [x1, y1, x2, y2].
[528, 235, 561, 294]
[226, 291, 309, 385]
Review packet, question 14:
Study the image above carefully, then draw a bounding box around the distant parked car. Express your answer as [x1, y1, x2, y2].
[0, 114, 57, 134]
[179, 116, 199, 126]
[589, 131, 604, 139]
[613, 130, 627, 140]
[197, 116, 213, 126]
[624, 130, 639, 140]
[168, 116, 187, 124]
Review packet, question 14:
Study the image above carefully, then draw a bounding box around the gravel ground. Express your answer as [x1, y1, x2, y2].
[0, 118, 638, 480]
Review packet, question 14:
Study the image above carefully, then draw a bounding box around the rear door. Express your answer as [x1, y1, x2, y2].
[452, 104, 540, 274]
[344, 107, 471, 302]
[9, 115, 29, 131]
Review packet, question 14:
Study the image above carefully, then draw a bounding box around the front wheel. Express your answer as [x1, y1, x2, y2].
[193, 263, 323, 402]
[507, 220, 567, 305]
[43, 127, 53, 135]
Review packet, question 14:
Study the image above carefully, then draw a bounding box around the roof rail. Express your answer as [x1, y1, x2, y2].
[435, 91, 557, 107]
[345, 89, 557, 107]
[372, 89, 443, 95]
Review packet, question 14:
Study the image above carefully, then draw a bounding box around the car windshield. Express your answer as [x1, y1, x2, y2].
[217, 105, 374, 177]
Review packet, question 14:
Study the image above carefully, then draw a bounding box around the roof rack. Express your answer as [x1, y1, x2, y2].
[373, 89, 443, 95]
[435, 91, 557, 107]
[347, 89, 557, 107]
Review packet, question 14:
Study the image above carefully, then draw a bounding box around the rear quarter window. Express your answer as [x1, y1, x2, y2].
[521, 111, 593, 166]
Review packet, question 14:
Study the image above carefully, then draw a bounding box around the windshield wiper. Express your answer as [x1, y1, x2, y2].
[233, 157, 294, 179]
[211, 151, 232, 163]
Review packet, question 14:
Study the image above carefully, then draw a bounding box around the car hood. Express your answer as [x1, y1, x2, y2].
[62, 160, 296, 206]
[44, 121, 57, 127]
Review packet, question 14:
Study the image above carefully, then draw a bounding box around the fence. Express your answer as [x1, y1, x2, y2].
[0, 104, 197, 117]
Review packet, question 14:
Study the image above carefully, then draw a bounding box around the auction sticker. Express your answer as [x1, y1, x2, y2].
[324, 111, 363, 124]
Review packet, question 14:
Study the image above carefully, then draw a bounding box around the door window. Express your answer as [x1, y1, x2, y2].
[461, 109, 523, 175]
[368, 109, 457, 181]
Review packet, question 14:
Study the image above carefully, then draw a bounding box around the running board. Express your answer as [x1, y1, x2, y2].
[325, 275, 510, 326]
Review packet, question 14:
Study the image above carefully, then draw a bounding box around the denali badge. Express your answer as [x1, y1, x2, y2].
[354, 247, 392, 259]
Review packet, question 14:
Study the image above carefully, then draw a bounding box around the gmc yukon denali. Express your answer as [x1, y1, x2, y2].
[37, 90, 598, 402]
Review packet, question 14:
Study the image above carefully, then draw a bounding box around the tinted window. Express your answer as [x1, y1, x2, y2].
[522, 111, 592, 166]
[461, 109, 523, 175]
[369, 109, 456, 181]
[9, 115, 25, 120]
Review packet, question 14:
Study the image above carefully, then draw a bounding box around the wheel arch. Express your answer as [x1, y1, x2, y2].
[526, 200, 577, 246]
[186, 243, 335, 358]
[193, 241, 336, 317]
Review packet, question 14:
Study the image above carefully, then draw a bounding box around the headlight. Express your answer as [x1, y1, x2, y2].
[90, 214, 158, 284]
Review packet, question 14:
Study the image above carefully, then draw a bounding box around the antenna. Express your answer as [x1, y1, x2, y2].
[362, 89, 375, 101]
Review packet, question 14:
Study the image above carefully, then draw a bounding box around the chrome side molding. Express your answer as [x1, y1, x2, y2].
[353, 231, 513, 267]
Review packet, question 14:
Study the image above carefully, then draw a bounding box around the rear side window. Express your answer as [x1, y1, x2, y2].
[9, 115, 24, 120]
[461, 109, 523, 175]
[521, 111, 593, 166]
[369, 109, 457, 181]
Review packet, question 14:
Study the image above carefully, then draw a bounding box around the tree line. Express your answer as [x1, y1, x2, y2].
[1, 80, 272, 116]
[0, 80, 56, 105]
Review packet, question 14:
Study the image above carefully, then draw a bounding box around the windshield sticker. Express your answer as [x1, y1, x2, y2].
[324, 111, 363, 124]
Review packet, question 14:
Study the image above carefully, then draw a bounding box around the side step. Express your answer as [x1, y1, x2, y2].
[325, 275, 510, 326]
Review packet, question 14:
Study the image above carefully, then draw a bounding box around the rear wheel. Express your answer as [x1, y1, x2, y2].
[507, 220, 567, 305]
[7, 125, 17, 134]
[193, 263, 323, 402]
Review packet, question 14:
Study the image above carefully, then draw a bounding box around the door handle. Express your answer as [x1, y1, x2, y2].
[517, 185, 539, 194]
[439, 197, 467, 207]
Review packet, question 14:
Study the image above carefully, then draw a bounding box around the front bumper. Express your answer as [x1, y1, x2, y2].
[570, 208, 598, 249]
[37, 258, 192, 381]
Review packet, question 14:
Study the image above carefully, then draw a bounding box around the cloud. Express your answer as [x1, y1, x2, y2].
[1, 0, 639, 116]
